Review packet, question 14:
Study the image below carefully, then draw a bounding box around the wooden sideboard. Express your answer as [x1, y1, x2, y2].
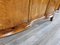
[0, 0, 60, 38]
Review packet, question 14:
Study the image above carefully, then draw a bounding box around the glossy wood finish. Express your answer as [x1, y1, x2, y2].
[55, 0, 60, 10]
[0, 0, 29, 38]
[0, 22, 29, 38]
[29, 0, 39, 21]
[45, 0, 60, 18]
[29, 0, 49, 21]
[0, 0, 29, 29]
[38, 0, 49, 17]
[0, 0, 60, 38]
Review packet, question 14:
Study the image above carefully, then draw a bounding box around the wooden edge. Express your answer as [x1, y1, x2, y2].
[0, 23, 30, 38]
[0, 15, 53, 38]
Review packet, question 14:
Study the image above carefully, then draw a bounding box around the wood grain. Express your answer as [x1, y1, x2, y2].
[0, 22, 29, 38]
[0, 0, 60, 38]
[45, 0, 60, 17]
[0, 0, 29, 29]
[29, 0, 49, 21]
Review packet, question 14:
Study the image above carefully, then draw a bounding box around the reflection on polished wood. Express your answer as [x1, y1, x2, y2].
[0, 0, 60, 38]
[45, 0, 60, 18]
[0, 23, 29, 38]
[0, 0, 29, 29]
[0, 0, 29, 38]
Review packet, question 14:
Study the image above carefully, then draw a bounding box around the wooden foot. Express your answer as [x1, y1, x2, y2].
[50, 17, 53, 21]
[0, 23, 29, 38]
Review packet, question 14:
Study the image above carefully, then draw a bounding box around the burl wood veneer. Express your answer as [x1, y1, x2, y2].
[0, 0, 60, 38]
[0, 0, 29, 38]
[0, 0, 29, 29]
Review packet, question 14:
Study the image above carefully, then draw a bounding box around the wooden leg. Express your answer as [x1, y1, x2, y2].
[50, 17, 53, 21]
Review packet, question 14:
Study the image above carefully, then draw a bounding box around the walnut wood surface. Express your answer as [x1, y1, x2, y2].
[0, 0, 60, 38]
[0, 0, 29, 29]
[0, 23, 29, 38]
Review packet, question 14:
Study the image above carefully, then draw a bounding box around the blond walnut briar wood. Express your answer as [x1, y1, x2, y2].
[0, 0, 29, 29]
[45, 0, 60, 18]
[0, 0, 60, 38]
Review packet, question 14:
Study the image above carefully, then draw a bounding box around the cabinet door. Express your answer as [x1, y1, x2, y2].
[29, 0, 49, 21]
[0, 0, 29, 29]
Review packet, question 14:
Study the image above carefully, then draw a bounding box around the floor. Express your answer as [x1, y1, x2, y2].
[0, 10, 60, 45]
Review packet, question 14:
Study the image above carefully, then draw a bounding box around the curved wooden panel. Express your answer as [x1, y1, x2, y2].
[0, 0, 60, 38]
[0, 0, 29, 29]
[0, 22, 29, 38]
[29, 0, 40, 20]
[0, 0, 29, 38]
[38, 0, 49, 18]
[45, 0, 60, 18]
[29, 0, 49, 21]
